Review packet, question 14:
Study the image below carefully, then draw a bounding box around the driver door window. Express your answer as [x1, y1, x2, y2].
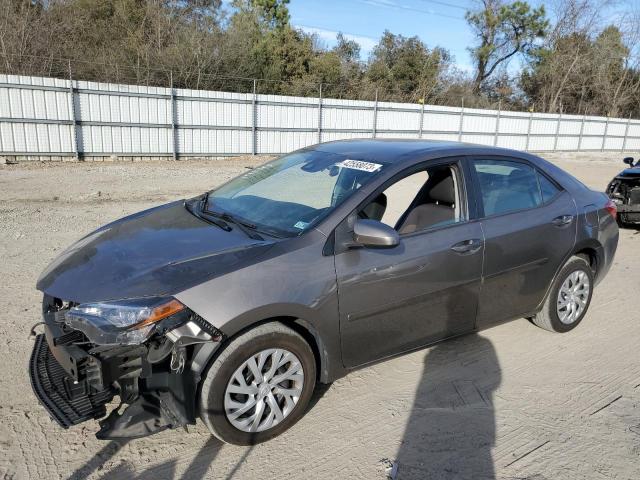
[359, 163, 465, 234]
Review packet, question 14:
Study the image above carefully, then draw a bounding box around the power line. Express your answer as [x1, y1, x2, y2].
[414, 0, 469, 12]
[357, 0, 467, 22]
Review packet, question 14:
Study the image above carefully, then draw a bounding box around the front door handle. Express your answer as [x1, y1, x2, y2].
[552, 215, 574, 226]
[451, 238, 483, 255]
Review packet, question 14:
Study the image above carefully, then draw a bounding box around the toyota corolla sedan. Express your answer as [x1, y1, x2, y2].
[31, 140, 618, 445]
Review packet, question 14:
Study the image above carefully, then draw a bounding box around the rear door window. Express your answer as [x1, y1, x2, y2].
[472, 159, 542, 216]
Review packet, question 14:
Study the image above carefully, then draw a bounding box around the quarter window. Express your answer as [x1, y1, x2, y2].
[473, 159, 542, 216]
[537, 172, 561, 203]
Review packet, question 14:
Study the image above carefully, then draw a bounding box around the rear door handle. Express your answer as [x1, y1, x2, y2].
[552, 215, 574, 226]
[451, 238, 483, 255]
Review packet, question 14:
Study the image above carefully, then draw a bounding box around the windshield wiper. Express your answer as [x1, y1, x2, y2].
[184, 198, 232, 232]
[203, 207, 264, 241]
[199, 193, 265, 240]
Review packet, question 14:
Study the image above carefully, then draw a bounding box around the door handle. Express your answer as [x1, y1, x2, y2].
[552, 215, 574, 226]
[451, 238, 483, 255]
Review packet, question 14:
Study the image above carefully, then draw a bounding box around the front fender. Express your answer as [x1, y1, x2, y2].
[175, 232, 342, 382]
[188, 303, 342, 384]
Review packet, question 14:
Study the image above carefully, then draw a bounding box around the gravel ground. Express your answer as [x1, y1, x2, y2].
[0, 150, 639, 480]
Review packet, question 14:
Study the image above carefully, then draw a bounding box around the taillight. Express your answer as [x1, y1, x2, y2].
[605, 199, 617, 220]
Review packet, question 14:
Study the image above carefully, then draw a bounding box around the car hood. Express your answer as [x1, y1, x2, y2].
[619, 167, 640, 178]
[37, 201, 275, 304]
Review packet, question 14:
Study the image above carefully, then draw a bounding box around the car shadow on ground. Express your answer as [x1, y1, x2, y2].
[68, 436, 224, 480]
[67, 336, 498, 480]
[395, 334, 501, 480]
[67, 382, 333, 479]
[67, 440, 131, 480]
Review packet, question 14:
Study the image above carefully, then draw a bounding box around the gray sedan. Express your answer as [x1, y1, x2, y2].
[31, 140, 619, 445]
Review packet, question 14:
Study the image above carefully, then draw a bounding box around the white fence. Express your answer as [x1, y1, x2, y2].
[1, 73, 640, 159]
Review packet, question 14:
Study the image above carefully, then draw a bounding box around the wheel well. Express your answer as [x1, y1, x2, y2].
[204, 316, 323, 382]
[194, 316, 325, 417]
[574, 247, 598, 275]
[277, 317, 323, 383]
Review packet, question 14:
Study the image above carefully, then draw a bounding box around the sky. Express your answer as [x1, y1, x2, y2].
[290, 0, 637, 72]
[291, 0, 488, 72]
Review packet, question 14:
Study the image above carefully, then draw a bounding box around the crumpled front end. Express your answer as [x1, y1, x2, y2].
[29, 295, 224, 439]
[607, 175, 640, 224]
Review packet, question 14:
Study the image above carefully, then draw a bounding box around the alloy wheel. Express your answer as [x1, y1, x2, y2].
[556, 270, 590, 325]
[224, 348, 304, 433]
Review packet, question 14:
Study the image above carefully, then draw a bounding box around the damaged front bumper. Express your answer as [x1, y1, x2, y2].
[608, 176, 640, 224]
[29, 296, 223, 439]
[30, 333, 115, 428]
[616, 203, 640, 224]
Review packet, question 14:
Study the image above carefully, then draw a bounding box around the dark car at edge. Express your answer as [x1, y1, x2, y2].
[606, 156, 640, 227]
[30, 140, 619, 445]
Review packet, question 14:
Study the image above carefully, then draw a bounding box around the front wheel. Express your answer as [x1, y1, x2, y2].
[531, 255, 594, 333]
[199, 322, 316, 445]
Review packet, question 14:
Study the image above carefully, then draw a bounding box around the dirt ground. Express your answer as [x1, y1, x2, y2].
[0, 150, 639, 480]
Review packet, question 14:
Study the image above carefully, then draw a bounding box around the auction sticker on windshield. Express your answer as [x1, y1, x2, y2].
[337, 159, 383, 173]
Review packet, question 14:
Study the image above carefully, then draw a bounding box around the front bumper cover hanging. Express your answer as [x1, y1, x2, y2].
[29, 333, 114, 428]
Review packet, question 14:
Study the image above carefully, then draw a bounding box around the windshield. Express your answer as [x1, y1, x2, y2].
[205, 150, 387, 237]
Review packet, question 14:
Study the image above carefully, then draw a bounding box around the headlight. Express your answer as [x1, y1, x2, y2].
[66, 297, 186, 345]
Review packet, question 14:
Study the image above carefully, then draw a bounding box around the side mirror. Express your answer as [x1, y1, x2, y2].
[623, 157, 635, 166]
[353, 219, 399, 248]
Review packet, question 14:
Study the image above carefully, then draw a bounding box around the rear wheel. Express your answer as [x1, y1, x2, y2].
[199, 322, 316, 445]
[531, 255, 594, 333]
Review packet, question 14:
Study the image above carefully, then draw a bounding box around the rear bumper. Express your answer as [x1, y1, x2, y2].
[29, 334, 114, 428]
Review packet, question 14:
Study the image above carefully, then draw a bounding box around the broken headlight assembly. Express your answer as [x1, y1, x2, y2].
[65, 296, 186, 345]
[31, 295, 225, 438]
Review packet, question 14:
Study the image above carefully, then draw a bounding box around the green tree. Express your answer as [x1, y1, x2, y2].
[466, 0, 548, 93]
[333, 33, 361, 64]
[365, 31, 451, 102]
[232, 0, 289, 31]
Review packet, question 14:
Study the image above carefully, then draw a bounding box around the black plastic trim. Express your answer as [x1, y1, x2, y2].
[29, 334, 114, 428]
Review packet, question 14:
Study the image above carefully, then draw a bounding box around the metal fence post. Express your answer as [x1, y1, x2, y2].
[458, 97, 464, 142]
[170, 72, 178, 161]
[372, 89, 378, 138]
[601, 116, 609, 152]
[317, 83, 323, 144]
[525, 111, 533, 151]
[252, 79, 257, 155]
[493, 100, 501, 146]
[578, 114, 586, 151]
[419, 101, 425, 139]
[68, 60, 80, 160]
[553, 110, 562, 151]
[622, 114, 631, 152]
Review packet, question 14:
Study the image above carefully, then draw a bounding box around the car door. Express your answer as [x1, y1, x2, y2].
[335, 159, 484, 368]
[469, 157, 577, 328]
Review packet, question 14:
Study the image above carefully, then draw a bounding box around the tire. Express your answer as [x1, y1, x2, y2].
[531, 255, 594, 333]
[199, 322, 316, 445]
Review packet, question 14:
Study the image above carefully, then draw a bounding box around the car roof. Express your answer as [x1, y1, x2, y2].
[306, 139, 589, 195]
[306, 138, 536, 165]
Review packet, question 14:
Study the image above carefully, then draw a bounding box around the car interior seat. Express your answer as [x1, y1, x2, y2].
[359, 192, 387, 221]
[397, 169, 456, 234]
